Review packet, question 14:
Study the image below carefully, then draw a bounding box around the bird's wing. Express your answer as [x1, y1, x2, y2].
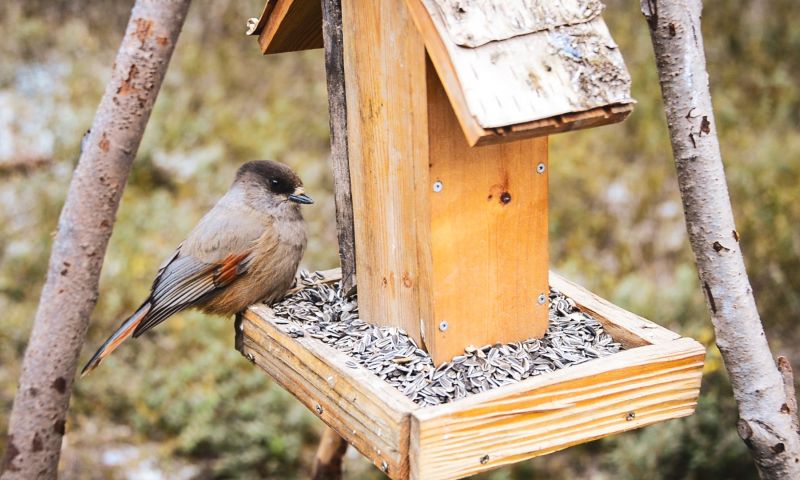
[131, 249, 256, 337]
[131, 209, 272, 337]
[82, 206, 275, 375]
[81, 248, 256, 375]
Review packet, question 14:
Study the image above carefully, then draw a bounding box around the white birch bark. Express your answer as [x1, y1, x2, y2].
[641, 0, 800, 477]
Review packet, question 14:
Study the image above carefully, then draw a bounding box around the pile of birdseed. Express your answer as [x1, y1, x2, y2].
[270, 270, 623, 406]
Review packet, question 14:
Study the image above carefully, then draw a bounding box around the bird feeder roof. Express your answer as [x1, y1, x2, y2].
[249, 0, 634, 145]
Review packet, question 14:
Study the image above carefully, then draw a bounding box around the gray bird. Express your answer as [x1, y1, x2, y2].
[82, 160, 312, 375]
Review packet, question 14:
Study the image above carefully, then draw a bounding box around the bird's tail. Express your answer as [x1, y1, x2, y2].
[81, 302, 152, 377]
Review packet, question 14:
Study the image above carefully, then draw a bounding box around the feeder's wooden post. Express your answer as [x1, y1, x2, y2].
[341, 0, 549, 364]
[322, 0, 355, 295]
[340, 0, 433, 342]
[311, 425, 349, 480]
[318, 0, 352, 475]
[424, 61, 549, 362]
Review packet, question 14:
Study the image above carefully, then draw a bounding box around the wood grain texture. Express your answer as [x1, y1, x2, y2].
[426, 63, 549, 363]
[430, 0, 604, 47]
[341, 0, 432, 344]
[410, 337, 705, 480]
[549, 271, 681, 348]
[257, 0, 323, 55]
[321, 0, 356, 294]
[404, 0, 633, 145]
[242, 304, 417, 477]
[242, 269, 705, 480]
[311, 424, 349, 480]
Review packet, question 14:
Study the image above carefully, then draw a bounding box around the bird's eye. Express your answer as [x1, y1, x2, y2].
[270, 178, 280, 187]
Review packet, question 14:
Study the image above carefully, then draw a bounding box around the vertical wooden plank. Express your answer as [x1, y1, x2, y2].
[425, 62, 549, 364]
[321, 0, 356, 294]
[340, 0, 430, 342]
[318, 1, 354, 474]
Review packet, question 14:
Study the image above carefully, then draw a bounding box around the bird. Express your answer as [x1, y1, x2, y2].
[81, 160, 313, 376]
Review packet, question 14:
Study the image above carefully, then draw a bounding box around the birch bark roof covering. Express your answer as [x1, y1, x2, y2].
[431, 0, 605, 47]
[417, 0, 634, 130]
[250, 0, 634, 143]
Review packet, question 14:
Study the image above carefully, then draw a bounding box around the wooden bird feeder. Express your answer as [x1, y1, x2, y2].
[241, 1, 705, 479]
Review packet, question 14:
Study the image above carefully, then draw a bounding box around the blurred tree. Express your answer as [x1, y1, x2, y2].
[1, 0, 191, 477]
[642, 0, 800, 477]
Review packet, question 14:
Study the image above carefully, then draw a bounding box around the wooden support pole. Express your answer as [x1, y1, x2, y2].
[425, 58, 549, 362]
[341, 0, 432, 346]
[311, 425, 350, 480]
[316, 0, 352, 475]
[321, 0, 356, 296]
[340, 0, 548, 364]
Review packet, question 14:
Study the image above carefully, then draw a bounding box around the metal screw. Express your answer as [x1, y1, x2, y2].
[433, 181, 443, 192]
[536, 162, 546, 174]
[381, 461, 389, 473]
[315, 404, 324, 415]
[626, 411, 636, 421]
[480, 454, 490, 464]
[439, 321, 448, 332]
[245, 353, 255, 364]
[537, 293, 547, 305]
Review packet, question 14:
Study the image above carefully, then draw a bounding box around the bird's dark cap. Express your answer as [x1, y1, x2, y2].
[235, 160, 304, 196]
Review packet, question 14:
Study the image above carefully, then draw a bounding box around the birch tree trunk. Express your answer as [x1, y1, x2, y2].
[641, 1, 800, 477]
[1, 1, 191, 478]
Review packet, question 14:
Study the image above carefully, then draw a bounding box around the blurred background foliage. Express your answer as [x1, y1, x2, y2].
[0, 0, 797, 478]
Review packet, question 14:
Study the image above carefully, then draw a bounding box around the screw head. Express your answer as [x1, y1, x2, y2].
[480, 454, 490, 464]
[537, 293, 547, 305]
[438, 320, 448, 332]
[626, 411, 636, 421]
[315, 404, 324, 415]
[433, 181, 443, 192]
[536, 162, 546, 174]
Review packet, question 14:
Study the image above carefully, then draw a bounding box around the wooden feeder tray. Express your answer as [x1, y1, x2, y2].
[239, 269, 705, 480]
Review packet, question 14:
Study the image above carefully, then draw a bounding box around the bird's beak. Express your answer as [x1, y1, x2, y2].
[288, 188, 314, 204]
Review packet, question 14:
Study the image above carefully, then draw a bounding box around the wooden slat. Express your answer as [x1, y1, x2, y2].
[241, 305, 418, 477]
[410, 337, 705, 480]
[403, 0, 634, 146]
[425, 62, 549, 363]
[340, 0, 432, 344]
[549, 271, 681, 347]
[242, 271, 705, 480]
[256, 0, 323, 55]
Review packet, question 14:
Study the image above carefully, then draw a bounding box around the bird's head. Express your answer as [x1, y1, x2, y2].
[234, 160, 313, 213]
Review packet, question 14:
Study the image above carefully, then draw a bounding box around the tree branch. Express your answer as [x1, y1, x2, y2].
[1, 1, 191, 477]
[641, 1, 800, 477]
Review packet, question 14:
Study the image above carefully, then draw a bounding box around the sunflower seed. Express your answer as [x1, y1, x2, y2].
[267, 270, 623, 406]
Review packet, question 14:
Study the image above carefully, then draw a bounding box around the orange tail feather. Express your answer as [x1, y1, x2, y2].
[81, 303, 151, 377]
